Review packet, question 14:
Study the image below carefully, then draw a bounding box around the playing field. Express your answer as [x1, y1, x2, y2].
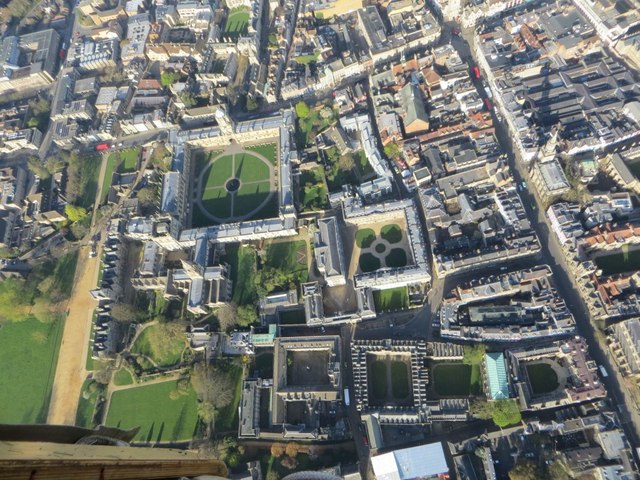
[0, 315, 65, 424]
[105, 380, 198, 442]
[193, 146, 278, 226]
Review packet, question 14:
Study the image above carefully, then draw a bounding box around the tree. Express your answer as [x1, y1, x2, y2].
[295, 101, 310, 119]
[161, 70, 181, 87]
[137, 187, 157, 209]
[492, 399, 522, 428]
[110, 303, 145, 324]
[271, 443, 286, 457]
[285, 442, 300, 458]
[266, 471, 280, 480]
[463, 344, 486, 365]
[216, 303, 238, 332]
[470, 398, 493, 420]
[190, 361, 236, 423]
[338, 153, 355, 172]
[547, 460, 570, 480]
[509, 459, 542, 480]
[237, 305, 258, 326]
[65, 204, 88, 223]
[180, 91, 197, 107]
[384, 143, 400, 159]
[246, 96, 259, 111]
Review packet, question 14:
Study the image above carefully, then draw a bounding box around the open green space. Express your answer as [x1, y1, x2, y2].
[293, 53, 319, 65]
[246, 143, 277, 165]
[595, 248, 640, 275]
[117, 148, 140, 173]
[0, 315, 65, 423]
[101, 154, 119, 203]
[373, 287, 409, 311]
[202, 186, 233, 218]
[355, 228, 376, 248]
[113, 367, 134, 386]
[226, 245, 258, 306]
[359, 253, 380, 273]
[106, 380, 198, 442]
[203, 154, 234, 188]
[224, 7, 249, 34]
[381, 224, 403, 244]
[369, 360, 387, 401]
[390, 361, 410, 399]
[76, 154, 102, 209]
[130, 323, 186, 368]
[526, 363, 559, 395]
[234, 154, 271, 183]
[386, 248, 407, 268]
[432, 363, 482, 397]
[235, 180, 273, 217]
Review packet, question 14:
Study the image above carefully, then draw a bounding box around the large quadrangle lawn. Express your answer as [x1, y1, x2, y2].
[105, 380, 198, 442]
[224, 9, 249, 34]
[0, 315, 65, 424]
[369, 360, 387, 401]
[390, 361, 410, 399]
[432, 363, 482, 397]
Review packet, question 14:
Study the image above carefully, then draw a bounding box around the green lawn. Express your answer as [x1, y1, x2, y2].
[226, 245, 258, 306]
[369, 360, 387, 401]
[113, 368, 134, 386]
[106, 380, 199, 442]
[0, 315, 65, 423]
[381, 224, 403, 244]
[526, 363, 559, 395]
[294, 53, 319, 65]
[117, 147, 141, 173]
[203, 154, 234, 188]
[595, 248, 640, 275]
[359, 253, 380, 273]
[374, 287, 409, 311]
[355, 228, 375, 248]
[247, 143, 277, 165]
[433, 363, 482, 397]
[101, 154, 119, 203]
[234, 153, 271, 182]
[235, 180, 273, 217]
[296, 107, 335, 148]
[224, 8, 249, 34]
[433, 364, 471, 396]
[214, 363, 244, 432]
[202, 186, 233, 218]
[386, 248, 407, 268]
[130, 323, 186, 368]
[390, 361, 410, 399]
[77, 154, 102, 209]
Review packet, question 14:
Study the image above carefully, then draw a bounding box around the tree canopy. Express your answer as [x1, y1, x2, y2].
[64, 204, 88, 223]
[463, 344, 486, 365]
[295, 101, 310, 119]
[160, 70, 181, 87]
[492, 399, 522, 428]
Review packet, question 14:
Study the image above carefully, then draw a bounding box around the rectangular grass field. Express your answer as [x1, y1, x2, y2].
[0, 315, 65, 424]
[595, 249, 640, 276]
[373, 287, 409, 311]
[105, 380, 198, 442]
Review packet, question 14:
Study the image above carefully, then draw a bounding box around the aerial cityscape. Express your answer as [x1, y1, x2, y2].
[0, 0, 640, 477]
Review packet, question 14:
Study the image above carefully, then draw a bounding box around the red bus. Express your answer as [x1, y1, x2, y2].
[95, 143, 110, 151]
[473, 66, 481, 79]
[484, 98, 493, 110]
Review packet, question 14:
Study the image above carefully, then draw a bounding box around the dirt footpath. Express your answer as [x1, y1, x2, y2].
[47, 245, 100, 425]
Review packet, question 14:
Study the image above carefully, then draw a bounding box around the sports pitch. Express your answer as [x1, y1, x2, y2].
[193, 145, 278, 226]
